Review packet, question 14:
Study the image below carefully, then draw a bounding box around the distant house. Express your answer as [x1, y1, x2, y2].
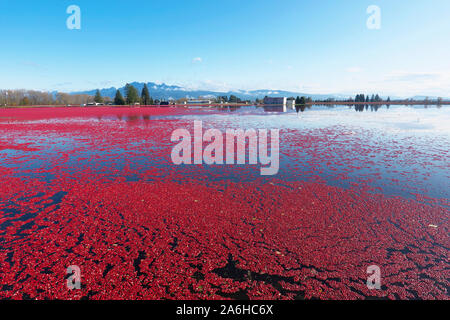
[287, 98, 295, 109]
[186, 99, 213, 105]
[263, 97, 287, 106]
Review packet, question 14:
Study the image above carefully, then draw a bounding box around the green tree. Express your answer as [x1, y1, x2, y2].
[114, 90, 125, 105]
[300, 96, 306, 105]
[125, 83, 140, 104]
[94, 89, 103, 103]
[141, 84, 152, 105]
[229, 95, 238, 103]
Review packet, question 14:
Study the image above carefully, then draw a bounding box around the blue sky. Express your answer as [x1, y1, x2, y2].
[1, 0, 449, 97]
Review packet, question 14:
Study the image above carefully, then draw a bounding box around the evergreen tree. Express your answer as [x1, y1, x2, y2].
[141, 84, 151, 105]
[125, 84, 139, 104]
[355, 94, 366, 102]
[94, 89, 103, 103]
[114, 90, 125, 105]
[229, 95, 238, 103]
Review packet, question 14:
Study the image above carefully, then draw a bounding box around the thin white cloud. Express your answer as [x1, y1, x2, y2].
[385, 72, 441, 82]
[192, 57, 202, 63]
[363, 71, 450, 97]
[21, 61, 42, 69]
[346, 67, 363, 73]
[179, 79, 235, 92]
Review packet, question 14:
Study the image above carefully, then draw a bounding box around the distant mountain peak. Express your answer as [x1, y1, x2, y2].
[71, 81, 338, 101]
[72, 81, 446, 101]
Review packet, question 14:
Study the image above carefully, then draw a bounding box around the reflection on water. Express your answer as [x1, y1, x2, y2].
[109, 105, 450, 134]
[1, 105, 449, 200]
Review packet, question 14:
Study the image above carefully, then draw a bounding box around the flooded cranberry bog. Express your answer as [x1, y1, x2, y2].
[0, 105, 448, 300]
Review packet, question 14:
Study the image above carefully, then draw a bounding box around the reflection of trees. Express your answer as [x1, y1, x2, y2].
[295, 104, 307, 113]
[354, 104, 365, 112]
[353, 104, 383, 112]
[263, 106, 284, 113]
[126, 115, 140, 124]
[228, 106, 242, 112]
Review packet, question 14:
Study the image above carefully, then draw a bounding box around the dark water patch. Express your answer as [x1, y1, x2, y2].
[133, 250, 147, 277]
[169, 237, 179, 250]
[102, 264, 114, 278]
[212, 254, 307, 299]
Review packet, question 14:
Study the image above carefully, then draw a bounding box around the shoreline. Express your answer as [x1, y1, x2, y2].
[1, 101, 449, 109]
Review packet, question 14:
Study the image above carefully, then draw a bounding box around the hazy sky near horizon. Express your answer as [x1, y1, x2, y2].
[1, 0, 449, 97]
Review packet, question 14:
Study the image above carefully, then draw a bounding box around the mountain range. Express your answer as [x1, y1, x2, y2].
[71, 82, 448, 101]
[71, 82, 353, 101]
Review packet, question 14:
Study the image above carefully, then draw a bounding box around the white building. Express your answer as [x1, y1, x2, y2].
[287, 98, 296, 109]
[263, 97, 287, 106]
[185, 99, 213, 105]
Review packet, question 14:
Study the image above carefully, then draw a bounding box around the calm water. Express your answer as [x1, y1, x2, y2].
[1, 105, 449, 200]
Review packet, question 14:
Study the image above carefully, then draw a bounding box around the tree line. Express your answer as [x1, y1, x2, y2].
[1, 86, 445, 107]
[0, 84, 152, 107]
[1, 85, 249, 106]
[0, 89, 97, 106]
[294, 96, 313, 105]
[354, 94, 389, 103]
[100, 83, 155, 105]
